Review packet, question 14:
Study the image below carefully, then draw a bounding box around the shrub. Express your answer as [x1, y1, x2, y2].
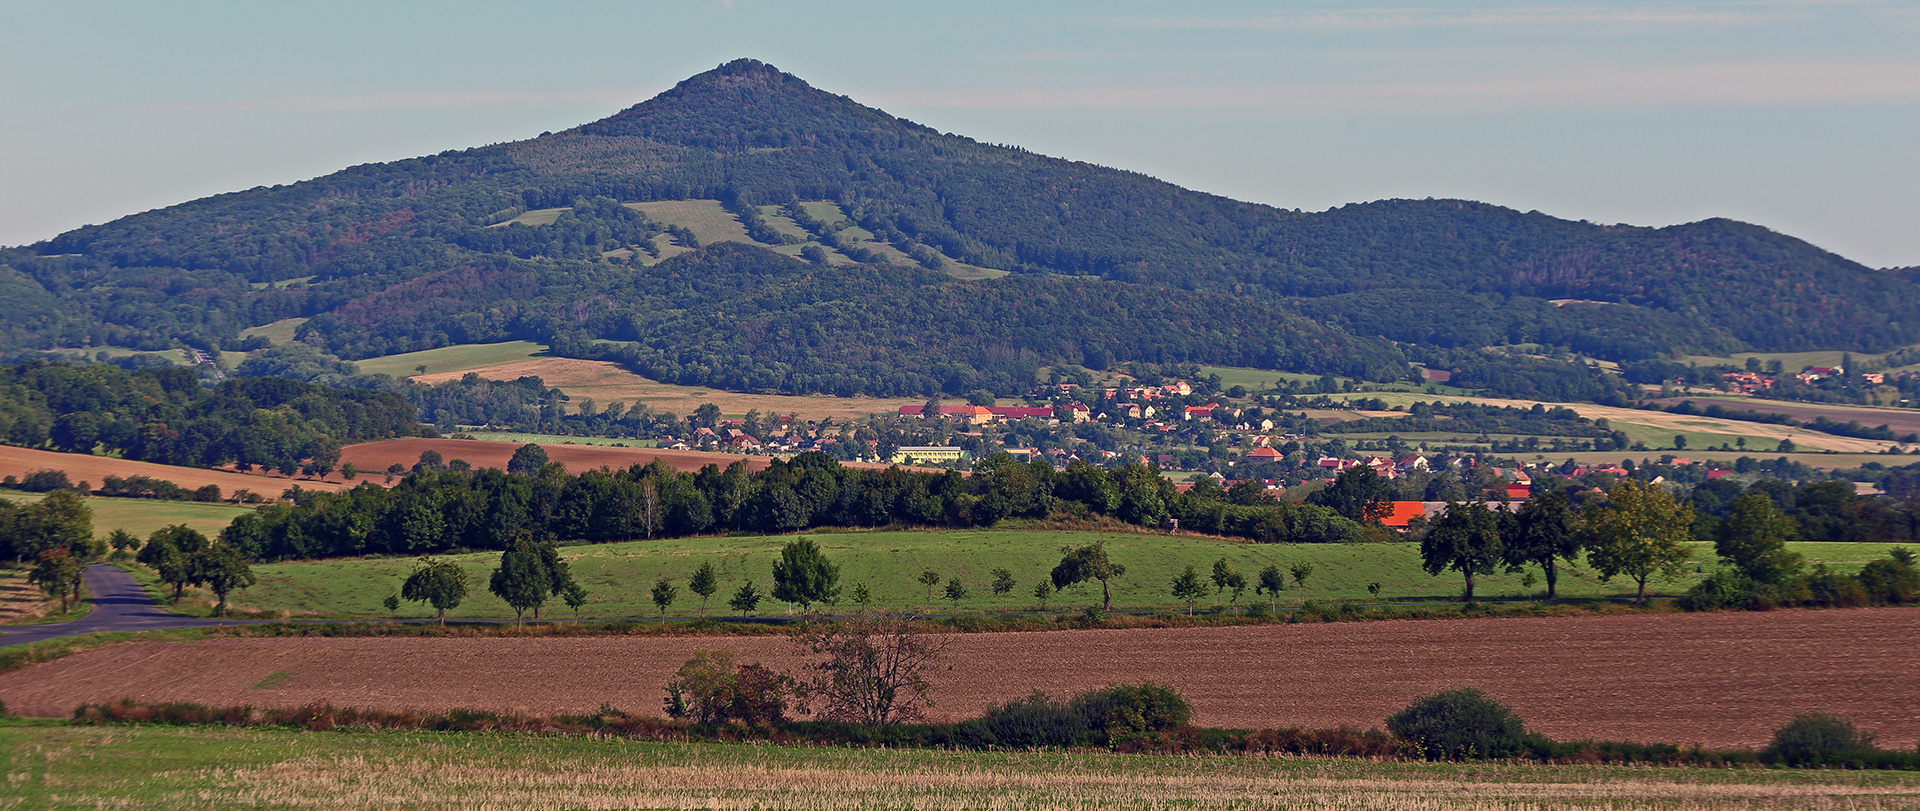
[1387, 687, 1530, 761]
[18, 469, 72, 492]
[1068, 682, 1192, 744]
[1857, 549, 1918, 606]
[954, 691, 1093, 749]
[664, 650, 791, 726]
[1764, 712, 1875, 766]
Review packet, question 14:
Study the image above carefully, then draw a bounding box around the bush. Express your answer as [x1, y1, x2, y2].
[663, 650, 791, 726]
[1764, 712, 1876, 767]
[1068, 682, 1192, 744]
[1387, 687, 1530, 761]
[18, 469, 72, 492]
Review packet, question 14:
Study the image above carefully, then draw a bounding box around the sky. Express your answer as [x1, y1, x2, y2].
[2, 1, 1916, 267]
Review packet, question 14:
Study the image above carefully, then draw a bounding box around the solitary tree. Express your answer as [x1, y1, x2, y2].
[1422, 501, 1505, 601]
[193, 543, 256, 617]
[1052, 543, 1127, 611]
[1584, 479, 1694, 602]
[688, 561, 720, 617]
[850, 580, 874, 607]
[1289, 561, 1315, 590]
[1170, 565, 1208, 615]
[990, 567, 1015, 603]
[790, 613, 943, 728]
[562, 581, 589, 617]
[1256, 564, 1286, 609]
[1032, 579, 1052, 611]
[507, 443, 549, 476]
[730, 580, 764, 616]
[1504, 489, 1582, 599]
[651, 577, 679, 617]
[402, 555, 470, 624]
[1310, 466, 1392, 522]
[943, 577, 968, 612]
[916, 569, 941, 612]
[772, 538, 840, 610]
[490, 538, 558, 624]
[1716, 492, 1803, 586]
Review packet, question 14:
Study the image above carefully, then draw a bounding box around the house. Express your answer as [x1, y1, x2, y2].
[1503, 483, 1531, 501]
[1245, 446, 1282, 463]
[1395, 455, 1429, 474]
[892, 445, 969, 465]
[1371, 501, 1430, 528]
[1183, 406, 1214, 421]
[1317, 457, 1358, 472]
[1066, 404, 1092, 423]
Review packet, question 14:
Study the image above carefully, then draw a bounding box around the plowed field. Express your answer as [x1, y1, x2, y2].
[0, 445, 345, 495]
[4, 608, 1916, 749]
[340, 438, 929, 476]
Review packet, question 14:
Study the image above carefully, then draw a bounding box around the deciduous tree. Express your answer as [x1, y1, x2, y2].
[1170, 565, 1207, 615]
[772, 537, 839, 610]
[688, 561, 719, 617]
[1584, 479, 1694, 602]
[401, 555, 470, 624]
[1422, 501, 1505, 601]
[1051, 543, 1126, 611]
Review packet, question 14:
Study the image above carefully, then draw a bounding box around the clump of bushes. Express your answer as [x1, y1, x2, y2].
[661, 649, 791, 726]
[1763, 712, 1876, 767]
[951, 682, 1192, 749]
[1386, 687, 1532, 761]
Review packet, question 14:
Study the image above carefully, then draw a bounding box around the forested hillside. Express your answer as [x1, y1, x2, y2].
[3, 58, 1912, 399]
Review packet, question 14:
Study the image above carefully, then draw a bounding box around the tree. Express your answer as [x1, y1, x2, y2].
[850, 580, 874, 607]
[1715, 492, 1803, 586]
[730, 580, 764, 616]
[507, 443, 549, 476]
[1256, 564, 1286, 609]
[1289, 561, 1315, 590]
[1310, 466, 1391, 522]
[1673, 434, 1687, 451]
[943, 577, 968, 612]
[917, 569, 941, 612]
[382, 593, 400, 615]
[688, 561, 720, 617]
[990, 567, 1015, 603]
[1052, 543, 1126, 611]
[1032, 579, 1052, 610]
[401, 555, 470, 624]
[562, 581, 589, 616]
[139, 524, 207, 602]
[1209, 558, 1236, 606]
[1504, 489, 1581, 599]
[193, 543, 256, 617]
[651, 577, 678, 617]
[1170, 565, 1208, 615]
[28, 548, 83, 614]
[1422, 501, 1505, 601]
[772, 537, 840, 610]
[790, 613, 943, 728]
[1583, 479, 1694, 602]
[490, 537, 558, 624]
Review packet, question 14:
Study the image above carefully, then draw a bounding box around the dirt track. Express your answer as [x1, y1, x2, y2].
[3, 607, 1916, 749]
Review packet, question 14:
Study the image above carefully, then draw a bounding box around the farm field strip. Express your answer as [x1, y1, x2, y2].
[408, 354, 924, 419]
[5, 607, 1916, 750]
[352, 340, 547, 379]
[0, 445, 343, 499]
[7, 722, 1914, 811]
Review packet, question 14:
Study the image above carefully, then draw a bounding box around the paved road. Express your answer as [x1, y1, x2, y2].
[0, 565, 252, 647]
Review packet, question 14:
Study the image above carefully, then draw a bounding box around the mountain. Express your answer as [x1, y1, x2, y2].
[2, 58, 1912, 399]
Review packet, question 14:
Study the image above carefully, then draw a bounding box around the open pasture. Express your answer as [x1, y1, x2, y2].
[353, 340, 547, 379]
[237, 317, 307, 347]
[7, 723, 1916, 811]
[408, 353, 923, 420]
[627, 200, 762, 246]
[4, 607, 1917, 751]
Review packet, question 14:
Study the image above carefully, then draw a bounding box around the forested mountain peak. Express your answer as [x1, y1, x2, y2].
[4, 59, 1918, 402]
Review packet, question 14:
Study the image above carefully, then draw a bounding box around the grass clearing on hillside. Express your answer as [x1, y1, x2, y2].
[628, 200, 762, 246]
[353, 340, 547, 379]
[496, 206, 566, 227]
[238, 317, 307, 346]
[207, 530, 1909, 621]
[4, 720, 1916, 810]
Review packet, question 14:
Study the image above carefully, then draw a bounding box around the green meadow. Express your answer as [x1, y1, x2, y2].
[352, 340, 546, 378]
[0, 490, 256, 542]
[200, 525, 1899, 621]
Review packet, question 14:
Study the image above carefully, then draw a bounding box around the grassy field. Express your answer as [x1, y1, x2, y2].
[353, 341, 547, 379]
[3, 720, 1916, 810]
[0, 490, 257, 541]
[1681, 347, 1912, 372]
[237, 317, 308, 347]
[628, 200, 762, 246]
[495, 206, 567, 227]
[206, 525, 1900, 621]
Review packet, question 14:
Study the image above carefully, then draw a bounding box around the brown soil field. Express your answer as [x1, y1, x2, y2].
[0, 445, 346, 496]
[341, 437, 774, 476]
[411, 356, 923, 421]
[4, 607, 1915, 749]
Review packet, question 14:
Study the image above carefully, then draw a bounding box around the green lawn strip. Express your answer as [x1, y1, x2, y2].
[1, 720, 1913, 809]
[352, 340, 546, 378]
[84, 497, 257, 542]
[216, 530, 1910, 622]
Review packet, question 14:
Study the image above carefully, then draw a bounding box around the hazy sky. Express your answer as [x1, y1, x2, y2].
[3, 1, 1916, 266]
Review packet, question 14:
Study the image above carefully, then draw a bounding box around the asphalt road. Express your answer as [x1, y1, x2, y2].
[0, 565, 250, 647]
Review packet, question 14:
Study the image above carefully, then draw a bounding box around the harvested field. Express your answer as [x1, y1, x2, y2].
[409, 355, 923, 421]
[0, 445, 344, 496]
[341, 437, 772, 475]
[1656, 396, 1920, 439]
[4, 608, 1916, 749]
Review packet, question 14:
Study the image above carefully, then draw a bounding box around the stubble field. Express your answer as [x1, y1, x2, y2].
[3, 607, 1915, 750]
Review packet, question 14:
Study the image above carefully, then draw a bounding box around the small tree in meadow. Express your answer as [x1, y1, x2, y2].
[1170, 565, 1208, 616]
[730, 580, 763, 616]
[1032, 579, 1052, 611]
[651, 577, 678, 617]
[1289, 561, 1315, 590]
[917, 569, 941, 612]
[687, 561, 719, 617]
[1256, 564, 1285, 609]
[990, 567, 1015, 603]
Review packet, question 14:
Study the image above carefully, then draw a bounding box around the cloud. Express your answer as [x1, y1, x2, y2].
[872, 61, 1920, 112]
[140, 89, 639, 114]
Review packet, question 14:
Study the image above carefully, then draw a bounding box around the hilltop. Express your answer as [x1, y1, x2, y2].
[2, 58, 1914, 400]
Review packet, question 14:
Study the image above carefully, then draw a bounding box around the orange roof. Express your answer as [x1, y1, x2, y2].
[1370, 501, 1428, 528]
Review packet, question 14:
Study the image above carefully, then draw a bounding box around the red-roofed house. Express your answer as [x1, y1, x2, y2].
[1245, 446, 1282, 462]
[1370, 501, 1429, 528]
